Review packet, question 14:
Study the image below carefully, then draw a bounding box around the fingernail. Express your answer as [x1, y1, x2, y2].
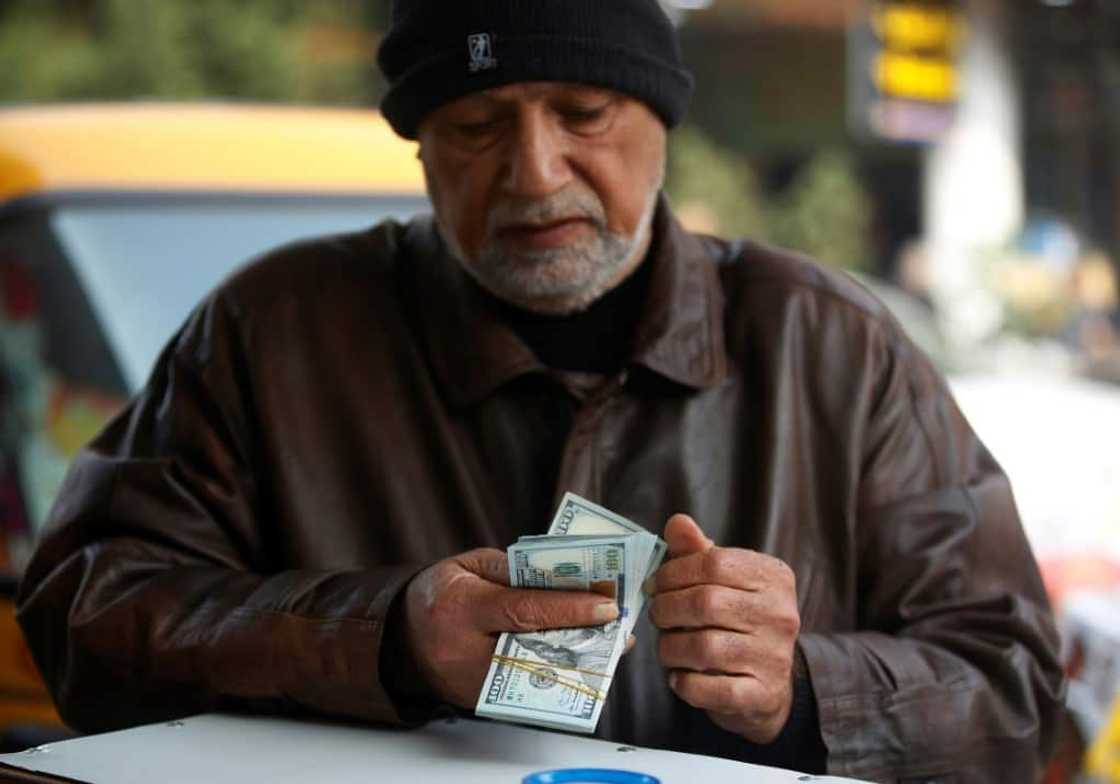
[668, 671, 678, 690]
[642, 576, 656, 597]
[594, 602, 619, 622]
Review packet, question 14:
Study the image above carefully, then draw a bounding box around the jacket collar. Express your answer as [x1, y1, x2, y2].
[632, 200, 729, 390]
[410, 197, 728, 408]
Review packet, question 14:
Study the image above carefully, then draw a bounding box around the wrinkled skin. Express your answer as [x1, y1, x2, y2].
[416, 81, 666, 315]
[403, 548, 624, 708]
[650, 514, 800, 744]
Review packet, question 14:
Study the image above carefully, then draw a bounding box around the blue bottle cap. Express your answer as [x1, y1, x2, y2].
[522, 769, 660, 784]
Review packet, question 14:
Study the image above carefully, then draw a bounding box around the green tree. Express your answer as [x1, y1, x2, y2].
[665, 124, 767, 239]
[0, 0, 381, 104]
[666, 125, 872, 271]
[766, 149, 872, 272]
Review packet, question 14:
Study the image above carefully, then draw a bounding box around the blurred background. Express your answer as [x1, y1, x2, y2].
[0, 0, 1119, 778]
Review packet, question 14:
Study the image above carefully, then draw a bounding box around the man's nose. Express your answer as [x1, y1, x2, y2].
[502, 112, 571, 198]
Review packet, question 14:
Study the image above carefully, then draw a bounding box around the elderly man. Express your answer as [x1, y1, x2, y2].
[18, 1, 1064, 781]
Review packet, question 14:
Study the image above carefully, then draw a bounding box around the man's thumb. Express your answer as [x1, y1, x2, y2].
[664, 513, 712, 558]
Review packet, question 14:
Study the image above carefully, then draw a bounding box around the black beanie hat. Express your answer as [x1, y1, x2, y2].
[377, 0, 694, 140]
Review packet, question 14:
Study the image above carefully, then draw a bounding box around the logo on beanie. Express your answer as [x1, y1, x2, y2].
[468, 33, 497, 73]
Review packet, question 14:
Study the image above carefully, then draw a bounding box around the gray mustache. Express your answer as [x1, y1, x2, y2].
[487, 190, 606, 232]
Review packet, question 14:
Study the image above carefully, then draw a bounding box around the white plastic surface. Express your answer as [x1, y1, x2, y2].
[0, 714, 869, 783]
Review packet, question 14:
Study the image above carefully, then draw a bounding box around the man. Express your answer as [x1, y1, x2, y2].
[17, 1, 1064, 781]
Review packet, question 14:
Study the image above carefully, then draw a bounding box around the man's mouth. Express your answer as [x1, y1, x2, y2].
[495, 217, 591, 249]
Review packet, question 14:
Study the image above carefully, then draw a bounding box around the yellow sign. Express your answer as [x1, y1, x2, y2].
[875, 51, 958, 103]
[873, 4, 963, 53]
[1088, 693, 1120, 782]
[870, 1, 963, 105]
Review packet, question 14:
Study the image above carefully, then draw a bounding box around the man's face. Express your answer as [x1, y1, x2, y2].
[417, 82, 667, 315]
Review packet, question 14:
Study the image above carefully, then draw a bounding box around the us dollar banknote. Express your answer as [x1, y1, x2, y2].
[546, 493, 667, 620]
[508, 536, 631, 599]
[475, 494, 667, 733]
[475, 538, 631, 732]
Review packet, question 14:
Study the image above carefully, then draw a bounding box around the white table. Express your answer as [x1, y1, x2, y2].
[0, 714, 868, 783]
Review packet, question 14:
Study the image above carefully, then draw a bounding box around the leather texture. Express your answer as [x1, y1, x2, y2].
[17, 204, 1065, 782]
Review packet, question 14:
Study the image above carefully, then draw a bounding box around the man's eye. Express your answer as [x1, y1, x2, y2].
[561, 104, 613, 131]
[565, 108, 603, 121]
[454, 120, 497, 137]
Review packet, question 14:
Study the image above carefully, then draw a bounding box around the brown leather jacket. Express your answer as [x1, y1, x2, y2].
[18, 205, 1064, 782]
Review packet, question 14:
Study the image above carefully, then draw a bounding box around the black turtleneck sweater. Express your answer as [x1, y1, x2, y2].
[490, 256, 653, 375]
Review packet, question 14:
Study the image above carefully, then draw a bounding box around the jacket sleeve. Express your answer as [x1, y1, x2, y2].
[16, 290, 424, 734]
[798, 323, 1066, 783]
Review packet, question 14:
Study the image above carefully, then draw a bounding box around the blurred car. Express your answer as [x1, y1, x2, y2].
[0, 102, 427, 736]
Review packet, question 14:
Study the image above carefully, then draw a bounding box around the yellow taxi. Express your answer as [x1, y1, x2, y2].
[0, 103, 426, 742]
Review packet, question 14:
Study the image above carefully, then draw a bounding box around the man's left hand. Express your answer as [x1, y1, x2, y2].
[649, 514, 801, 744]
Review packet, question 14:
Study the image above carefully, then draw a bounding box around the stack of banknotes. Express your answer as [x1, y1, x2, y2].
[475, 493, 667, 733]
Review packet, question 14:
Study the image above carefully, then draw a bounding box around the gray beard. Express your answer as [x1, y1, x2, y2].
[472, 228, 635, 314]
[452, 187, 658, 315]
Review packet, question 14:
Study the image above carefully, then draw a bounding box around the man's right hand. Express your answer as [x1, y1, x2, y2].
[402, 548, 621, 708]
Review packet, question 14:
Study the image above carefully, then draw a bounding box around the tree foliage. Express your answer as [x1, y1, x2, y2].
[666, 125, 768, 240]
[0, 0, 384, 104]
[666, 125, 871, 271]
[766, 149, 873, 271]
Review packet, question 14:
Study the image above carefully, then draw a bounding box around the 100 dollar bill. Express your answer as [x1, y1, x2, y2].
[476, 494, 668, 733]
[548, 493, 667, 588]
[476, 537, 631, 732]
[547, 493, 666, 620]
[509, 536, 631, 600]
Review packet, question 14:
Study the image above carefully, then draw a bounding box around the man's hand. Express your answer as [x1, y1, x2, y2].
[402, 548, 621, 708]
[649, 514, 800, 744]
